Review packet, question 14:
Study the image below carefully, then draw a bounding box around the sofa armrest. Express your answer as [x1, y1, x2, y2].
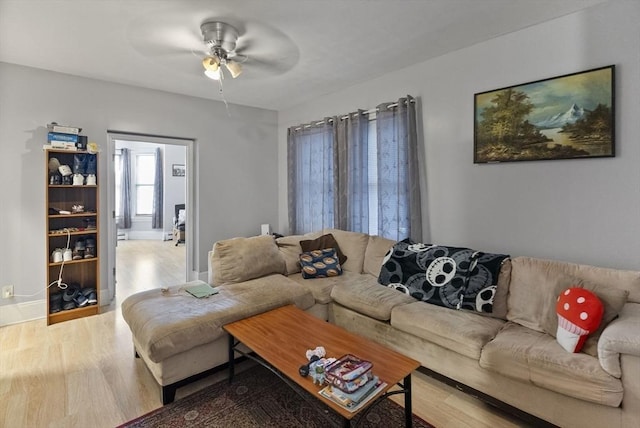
[598, 302, 640, 377]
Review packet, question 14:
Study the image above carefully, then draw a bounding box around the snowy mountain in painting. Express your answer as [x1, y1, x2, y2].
[535, 104, 585, 129]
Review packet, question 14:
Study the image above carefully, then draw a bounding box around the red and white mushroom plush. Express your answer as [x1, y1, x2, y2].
[556, 288, 604, 353]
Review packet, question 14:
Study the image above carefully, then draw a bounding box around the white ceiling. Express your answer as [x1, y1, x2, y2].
[0, 0, 607, 111]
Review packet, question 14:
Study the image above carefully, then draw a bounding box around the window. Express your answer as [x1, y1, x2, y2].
[288, 97, 420, 240]
[135, 154, 155, 215]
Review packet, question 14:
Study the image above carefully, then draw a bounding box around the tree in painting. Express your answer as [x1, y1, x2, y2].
[475, 89, 553, 161]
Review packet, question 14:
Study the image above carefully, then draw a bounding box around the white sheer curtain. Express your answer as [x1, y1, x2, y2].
[287, 119, 335, 234]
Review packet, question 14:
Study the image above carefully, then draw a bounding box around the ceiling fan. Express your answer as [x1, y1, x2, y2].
[200, 21, 245, 81]
[128, 14, 299, 85]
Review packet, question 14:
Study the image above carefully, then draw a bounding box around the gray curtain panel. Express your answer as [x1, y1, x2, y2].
[375, 95, 422, 241]
[287, 119, 336, 235]
[335, 110, 369, 232]
[117, 148, 132, 229]
[151, 147, 163, 229]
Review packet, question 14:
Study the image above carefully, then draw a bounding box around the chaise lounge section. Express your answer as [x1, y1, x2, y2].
[121, 229, 640, 427]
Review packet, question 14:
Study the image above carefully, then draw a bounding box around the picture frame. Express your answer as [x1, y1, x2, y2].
[474, 65, 615, 163]
[172, 164, 185, 177]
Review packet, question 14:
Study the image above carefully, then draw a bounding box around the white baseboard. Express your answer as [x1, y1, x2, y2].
[0, 299, 45, 326]
[0, 291, 112, 327]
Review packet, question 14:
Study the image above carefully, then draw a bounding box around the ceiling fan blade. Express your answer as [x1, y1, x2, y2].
[230, 22, 299, 78]
[129, 24, 206, 58]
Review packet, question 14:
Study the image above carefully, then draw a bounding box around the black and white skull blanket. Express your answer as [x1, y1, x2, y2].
[378, 238, 509, 313]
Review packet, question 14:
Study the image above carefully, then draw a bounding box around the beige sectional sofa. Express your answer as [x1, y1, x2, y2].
[121, 229, 640, 427]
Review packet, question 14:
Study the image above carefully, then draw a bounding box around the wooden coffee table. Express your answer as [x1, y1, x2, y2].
[223, 305, 420, 427]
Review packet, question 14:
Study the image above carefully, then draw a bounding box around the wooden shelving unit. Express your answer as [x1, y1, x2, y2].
[45, 149, 100, 325]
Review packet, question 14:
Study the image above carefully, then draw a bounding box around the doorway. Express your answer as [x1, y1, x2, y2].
[106, 132, 194, 303]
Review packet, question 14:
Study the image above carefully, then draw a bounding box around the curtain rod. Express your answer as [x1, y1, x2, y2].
[293, 98, 415, 131]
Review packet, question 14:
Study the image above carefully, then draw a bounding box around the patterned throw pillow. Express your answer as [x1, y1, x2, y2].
[299, 248, 343, 279]
[300, 233, 348, 265]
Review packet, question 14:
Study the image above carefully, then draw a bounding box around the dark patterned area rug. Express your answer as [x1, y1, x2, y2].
[119, 365, 434, 427]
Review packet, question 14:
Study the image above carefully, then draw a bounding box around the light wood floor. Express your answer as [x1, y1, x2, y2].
[0, 240, 529, 428]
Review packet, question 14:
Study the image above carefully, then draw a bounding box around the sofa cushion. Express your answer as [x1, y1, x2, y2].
[507, 258, 631, 355]
[490, 258, 512, 320]
[211, 235, 285, 285]
[275, 232, 321, 275]
[323, 229, 369, 273]
[508, 258, 640, 333]
[363, 235, 396, 277]
[480, 322, 623, 407]
[288, 270, 364, 304]
[331, 276, 416, 321]
[300, 233, 347, 265]
[391, 301, 506, 360]
[121, 276, 314, 363]
[538, 275, 628, 357]
[299, 248, 343, 279]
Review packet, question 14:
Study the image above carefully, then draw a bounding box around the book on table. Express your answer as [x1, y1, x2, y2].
[319, 375, 387, 412]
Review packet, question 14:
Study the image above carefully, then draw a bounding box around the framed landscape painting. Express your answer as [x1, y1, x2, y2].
[474, 65, 615, 163]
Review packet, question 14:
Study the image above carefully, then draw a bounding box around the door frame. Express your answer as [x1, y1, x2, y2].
[105, 131, 195, 303]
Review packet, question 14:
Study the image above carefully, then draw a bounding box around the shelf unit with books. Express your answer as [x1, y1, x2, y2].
[45, 149, 100, 325]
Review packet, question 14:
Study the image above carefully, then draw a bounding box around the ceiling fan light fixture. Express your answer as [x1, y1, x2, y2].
[225, 60, 242, 78]
[202, 56, 220, 72]
[204, 68, 221, 80]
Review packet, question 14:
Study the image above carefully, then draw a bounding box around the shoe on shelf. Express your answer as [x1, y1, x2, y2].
[74, 289, 89, 308]
[72, 239, 85, 260]
[62, 248, 73, 262]
[49, 292, 63, 314]
[86, 174, 96, 186]
[51, 248, 63, 263]
[84, 238, 96, 258]
[82, 287, 98, 305]
[62, 284, 80, 310]
[72, 173, 84, 186]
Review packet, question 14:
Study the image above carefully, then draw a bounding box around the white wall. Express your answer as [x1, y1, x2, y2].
[278, 1, 640, 271]
[0, 63, 278, 321]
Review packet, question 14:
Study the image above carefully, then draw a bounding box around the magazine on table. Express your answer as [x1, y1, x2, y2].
[318, 376, 387, 413]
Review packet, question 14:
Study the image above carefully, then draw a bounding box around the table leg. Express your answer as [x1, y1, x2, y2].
[228, 333, 235, 384]
[404, 374, 412, 428]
